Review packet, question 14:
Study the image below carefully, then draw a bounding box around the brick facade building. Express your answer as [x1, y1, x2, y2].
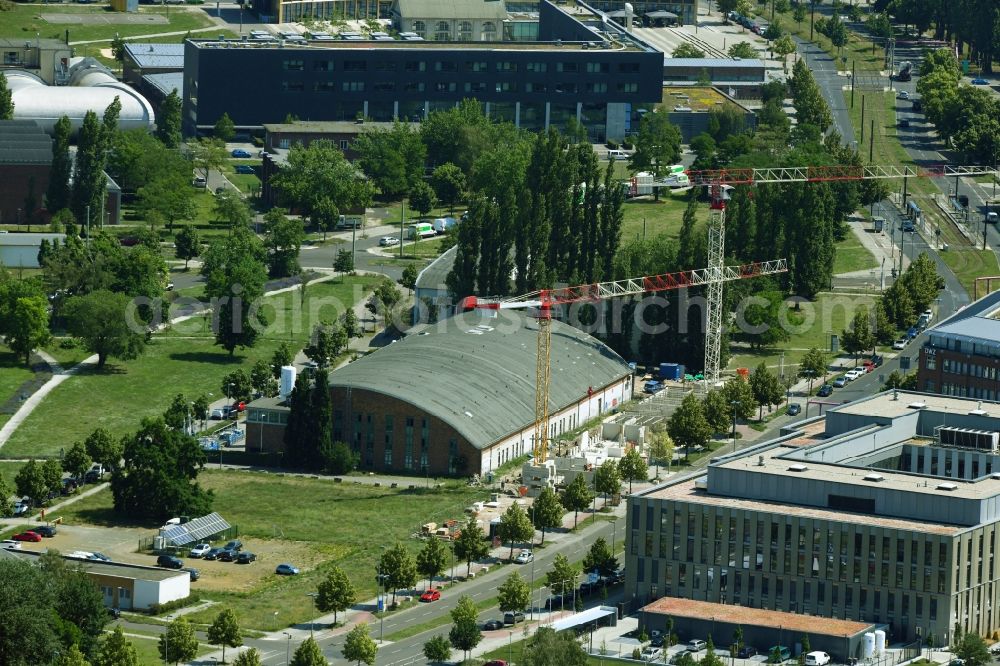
[918, 291, 1000, 400]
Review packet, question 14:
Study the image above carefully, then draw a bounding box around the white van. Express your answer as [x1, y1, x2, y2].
[607, 149, 629, 159]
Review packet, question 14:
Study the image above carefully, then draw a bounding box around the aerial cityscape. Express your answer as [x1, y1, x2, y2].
[0, 0, 998, 664]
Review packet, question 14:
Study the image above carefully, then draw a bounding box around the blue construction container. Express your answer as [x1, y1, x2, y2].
[659, 363, 684, 381]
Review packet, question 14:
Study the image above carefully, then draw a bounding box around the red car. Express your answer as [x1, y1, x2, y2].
[13, 531, 42, 542]
[484, 661, 508, 666]
[419, 588, 441, 602]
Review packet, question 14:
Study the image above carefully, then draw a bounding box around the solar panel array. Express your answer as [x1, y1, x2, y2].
[162, 513, 231, 546]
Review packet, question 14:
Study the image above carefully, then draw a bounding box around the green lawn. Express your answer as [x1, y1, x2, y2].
[0, 5, 217, 43]
[0, 345, 37, 407]
[0, 276, 378, 459]
[226, 159, 262, 195]
[621, 193, 700, 244]
[941, 248, 1000, 298]
[42, 339, 93, 369]
[832, 233, 878, 275]
[122, 630, 214, 666]
[0, 461, 27, 491]
[761, 6, 887, 74]
[65, 471, 488, 631]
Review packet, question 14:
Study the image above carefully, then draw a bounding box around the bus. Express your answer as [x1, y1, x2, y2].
[406, 222, 435, 240]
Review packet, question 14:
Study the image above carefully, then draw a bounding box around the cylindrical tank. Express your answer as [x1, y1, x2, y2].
[153, 536, 166, 550]
[874, 630, 886, 654]
[279, 366, 296, 399]
[862, 633, 876, 659]
[8, 58, 155, 136]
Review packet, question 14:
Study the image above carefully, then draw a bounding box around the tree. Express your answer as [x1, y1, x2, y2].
[174, 225, 201, 270]
[409, 181, 437, 217]
[213, 190, 253, 232]
[702, 636, 725, 666]
[773, 35, 796, 72]
[560, 474, 594, 528]
[379, 542, 417, 604]
[62, 441, 92, 481]
[190, 137, 229, 183]
[497, 571, 530, 614]
[94, 626, 139, 666]
[594, 458, 621, 504]
[400, 263, 419, 291]
[790, 59, 833, 132]
[157, 90, 182, 148]
[111, 417, 213, 521]
[0, 476, 12, 518]
[546, 553, 579, 599]
[647, 429, 675, 477]
[272, 342, 293, 377]
[271, 139, 375, 219]
[522, 627, 588, 666]
[448, 596, 482, 660]
[792, 3, 806, 25]
[48, 116, 73, 214]
[291, 637, 328, 666]
[798, 347, 828, 388]
[423, 635, 452, 663]
[0, 72, 12, 119]
[672, 43, 706, 58]
[668, 392, 713, 459]
[629, 111, 682, 198]
[207, 608, 243, 664]
[1, 295, 50, 365]
[138, 170, 196, 232]
[842, 305, 876, 363]
[322, 441, 359, 475]
[250, 359, 279, 398]
[956, 633, 991, 666]
[159, 617, 198, 665]
[583, 537, 618, 577]
[727, 42, 757, 59]
[15, 459, 48, 507]
[232, 648, 263, 666]
[497, 502, 534, 560]
[334, 248, 355, 277]
[797, 636, 811, 666]
[263, 208, 304, 278]
[431, 163, 466, 213]
[618, 447, 648, 493]
[56, 645, 90, 666]
[63, 290, 146, 370]
[352, 120, 427, 198]
[453, 515, 490, 577]
[214, 112, 236, 142]
[749, 363, 784, 420]
[71, 111, 107, 226]
[304, 320, 348, 368]
[85, 428, 122, 473]
[202, 227, 269, 355]
[883, 370, 917, 391]
[342, 624, 378, 666]
[531, 486, 565, 543]
[41, 458, 62, 498]
[721, 378, 755, 422]
[315, 565, 356, 625]
[416, 537, 450, 589]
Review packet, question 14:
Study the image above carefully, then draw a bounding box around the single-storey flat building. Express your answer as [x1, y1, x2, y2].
[0, 233, 65, 269]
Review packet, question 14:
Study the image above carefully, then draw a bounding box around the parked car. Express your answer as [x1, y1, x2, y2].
[832, 376, 847, 388]
[817, 384, 834, 396]
[13, 531, 42, 542]
[503, 610, 526, 625]
[1, 540, 22, 549]
[768, 646, 792, 663]
[804, 652, 831, 666]
[218, 549, 238, 562]
[275, 563, 300, 575]
[89, 552, 112, 562]
[650, 632, 665, 648]
[224, 539, 244, 551]
[641, 647, 663, 662]
[786, 403, 801, 416]
[183, 567, 201, 581]
[33, 525, 57, 538]
[892, 338, 907, 350]
[231, 148, 252, 158]
[107, 607, 121, 619]
[234, 165, 256, 174]
[189, 543, 211, 558]
[514, 550, 534, 564]
[738, 647, 758, 659]
[379, 236, 400, 247]
[192, 176, 207, 188]
[204, 547, 226, 561]
[156, 554, 184, 569]
[483, 661, 508, 666]
[687, 640, 707, 652]
[971, 78, 989, 85]
[483, 619, 505, 631]
[419, 588, 441, 602]
[236, 551, 256, 564]
[210, 407, 230, 420]
[12, 501, 29, 517]
[898, 118, 910, 128]
[897, 90, 909, 99]
[870, 354, 884, 367]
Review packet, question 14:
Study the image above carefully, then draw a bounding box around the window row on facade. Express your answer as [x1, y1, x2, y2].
[282, 58, 640, 74]
[279, 80, 634, 93]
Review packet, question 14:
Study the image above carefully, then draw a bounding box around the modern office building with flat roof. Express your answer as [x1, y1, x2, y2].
[626, 391, 1000, 647]
[918, 290, 1000, 400]
[181, 0, 662, 141]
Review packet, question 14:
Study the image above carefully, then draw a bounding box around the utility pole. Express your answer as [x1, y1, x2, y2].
[851, 60, 856, 108]
[860, 96, 866, 144]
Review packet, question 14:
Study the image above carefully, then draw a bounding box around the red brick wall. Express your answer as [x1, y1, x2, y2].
[0, 164, 52, 225]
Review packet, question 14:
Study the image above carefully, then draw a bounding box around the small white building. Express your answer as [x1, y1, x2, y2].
[0, 232, 65, 269]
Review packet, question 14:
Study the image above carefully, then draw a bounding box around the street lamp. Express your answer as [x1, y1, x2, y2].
[283, 631, 292, 665]
[730, 400, 741, 454]
[305, 592, 318, 639]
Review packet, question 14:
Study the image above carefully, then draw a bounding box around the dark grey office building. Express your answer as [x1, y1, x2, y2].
[181, 1, 662, 141]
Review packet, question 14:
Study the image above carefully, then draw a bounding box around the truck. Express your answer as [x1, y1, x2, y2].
[895, 61, 912, 82]
[432, 217, 459, 234]
[406, 222, 436, 240]
[335, 214, 364, 230]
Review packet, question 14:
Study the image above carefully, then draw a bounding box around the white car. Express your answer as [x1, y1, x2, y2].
[922, 309, 933, 322]
[379, 236, 400, 247]
[898, 90, 909, 99]
[189, 543, 211, 558]
[514, 550, 534, 564]
[1, 540, 21, 550]
[844, 369, 863, 381]
[892, 338, 907, 350]
[641, 647, 662, 662]
[804, 652, 831, 666]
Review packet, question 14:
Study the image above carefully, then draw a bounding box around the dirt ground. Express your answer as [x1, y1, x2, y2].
[23, 523, 322, 593]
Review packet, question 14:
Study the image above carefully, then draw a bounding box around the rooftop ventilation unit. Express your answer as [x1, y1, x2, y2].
[936, 426, 999, 453]
[936, 483, 958, 491]
[969, 402, 987, 416]
[992, 473, 1000, 481]
[788, 464, 809, 473]
[907, 402, 927, 409]
[863, 473, 885, 482]
[694, 477, 708, 490]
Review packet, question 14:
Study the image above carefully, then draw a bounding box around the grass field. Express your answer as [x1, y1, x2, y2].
[42, 338, 94, 369]
[0, 276, 378, 459]
[832, 233, 878, 274]
[0, 345, 36, 406]
[621, 193, 700, 243]
[61, 471, 488, 630]
[0, 461, 26, 491]
[0, 5, 217, 43]
[227, 160, 262, 195]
